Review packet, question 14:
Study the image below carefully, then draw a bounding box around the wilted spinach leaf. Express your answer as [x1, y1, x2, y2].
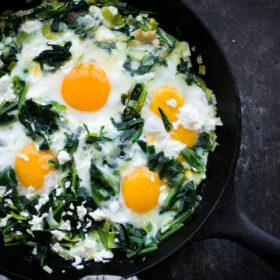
[18, 100, 60, 148]
[33, 42, 72, 71]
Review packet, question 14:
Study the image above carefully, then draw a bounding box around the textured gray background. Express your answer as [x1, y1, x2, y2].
[140, 0, 280, 279]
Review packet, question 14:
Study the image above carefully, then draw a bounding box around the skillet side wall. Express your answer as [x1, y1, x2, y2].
[0, 0, 241, 279]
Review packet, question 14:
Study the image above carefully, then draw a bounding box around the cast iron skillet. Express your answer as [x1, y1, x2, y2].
[0, 0, 279, 279]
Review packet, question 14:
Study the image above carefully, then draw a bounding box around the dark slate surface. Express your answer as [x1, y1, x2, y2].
[139, 0, 280, 279]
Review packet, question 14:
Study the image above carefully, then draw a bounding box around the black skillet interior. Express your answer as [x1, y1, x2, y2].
[0, 0, 241, 279]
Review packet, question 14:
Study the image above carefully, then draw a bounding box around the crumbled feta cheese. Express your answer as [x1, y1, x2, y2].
[174, 103, 221, 133]
[51, 230, 66, 241]
[69, 203, 75, 210]
[88, 209, 107, 221]
[72, 256, 82, 269]
[89, 5, 102, 17]
[29, 215, 45, 231]
[59, 220, 71, 231]
[0, 186, 6, 197]
[0, 214, 12, 227]
[4, 198, 13, 206]
[56, 187, 64, 196]
[57, 150, 71, 165]
[77, 221, 81, 229]
[166, 98, 177, 108]
[95, 26, 116, 43]
[65, 181, 71, 189]
[77, 205, 87, 221]
[21, 20, 43, 33]
[51, 242, 63, 253]
[35, 193, 49, 211]
[93, 249, 113, 262]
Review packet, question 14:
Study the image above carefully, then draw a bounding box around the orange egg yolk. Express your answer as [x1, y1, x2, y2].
[15, 143, 55, 190]
[150, 85, 198, 147]
[61, 63, 110, 111]
[150, 85, 184, 122]
[122, 167, 161, 213]
[171, 125, 197, 147]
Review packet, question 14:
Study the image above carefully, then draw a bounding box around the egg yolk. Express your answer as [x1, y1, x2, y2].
[122, 167, 160, 213]
[149, 85, 198, 147]
[150, 85, 184, 122]
[61, 63, 110, 111]
[15, 143, 55, 190]
[171, 125, 197, 147]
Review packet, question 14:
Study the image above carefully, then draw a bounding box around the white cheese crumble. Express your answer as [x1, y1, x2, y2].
[0, 214, 12, 227]
[35, 193, 49, 211]
[174, 103, 221, 133]
[57, 150, 71, 165]
[95, 26, 116, 43]
[51, 230, 66, 241]
[21, 20, 43, 33]
[77, 205, 87, 221]
[59, 220, 71, 231]
[88, 209, 107, 221]
[166, 98, 177, 108]
[29, 214, 47, 231]
[56, 187, 64, 196]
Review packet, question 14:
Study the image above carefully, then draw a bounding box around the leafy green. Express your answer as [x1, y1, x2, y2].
[30, 0, 89, 21]
[138, 140, 184, 181]
[18, 100, 60, 149]
[90, 160, 116, 204]
[123, 55, 157, 76]
[0, 100, 17, 127]
[157, 28, 178, 49]
[83, 124, 113, 144]
[33, 42, 72, 71]
[0, 14, 23, 38]
[95, 41, 116, 53]
[12, 76, 29, 109]
[0, 45, 19, 78]
[92, 0, 155, 16]
[181, 148, 205, 173]
[177, 58, 197, 86]
[111, 83, 147, 143]
[158, 107, 173, 132]
[116, 223, 158, 258]
[64, 128, 81, 154]
[0, 167, 18, 197]
[194, 132, 217, 152]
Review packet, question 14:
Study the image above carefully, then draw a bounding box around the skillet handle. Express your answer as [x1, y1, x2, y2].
[192, 183, 280, 272]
